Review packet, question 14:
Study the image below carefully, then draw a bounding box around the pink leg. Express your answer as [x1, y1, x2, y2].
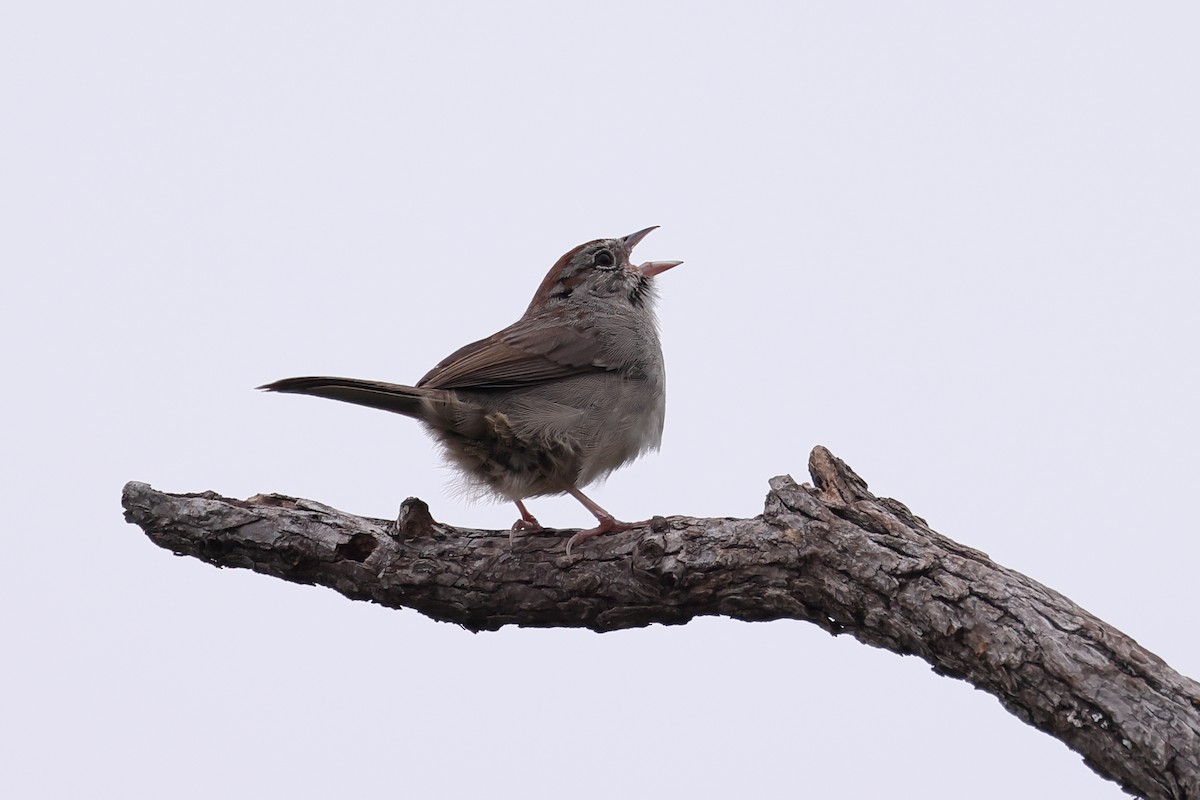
[562, 486, 645, 556]
[510, 499, 542, 545]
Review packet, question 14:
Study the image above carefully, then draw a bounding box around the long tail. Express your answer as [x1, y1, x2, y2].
[257, 376, 430, 419]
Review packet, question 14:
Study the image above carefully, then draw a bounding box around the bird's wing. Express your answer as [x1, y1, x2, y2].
[418, 317, 613, 390]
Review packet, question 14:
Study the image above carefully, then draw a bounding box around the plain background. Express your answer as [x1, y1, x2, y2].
[3, 3, 1197, 798]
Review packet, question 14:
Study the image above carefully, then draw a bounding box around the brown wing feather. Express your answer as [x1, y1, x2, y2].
[418, 318, 612, 390]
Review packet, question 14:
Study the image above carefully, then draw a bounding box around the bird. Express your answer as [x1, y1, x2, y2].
[258, 226, 682, 555]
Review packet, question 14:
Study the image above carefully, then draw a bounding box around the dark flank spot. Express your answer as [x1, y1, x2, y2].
[336, 532, 378, 562]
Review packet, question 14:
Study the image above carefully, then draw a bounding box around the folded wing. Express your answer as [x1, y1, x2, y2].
[418, 318, 613, 390]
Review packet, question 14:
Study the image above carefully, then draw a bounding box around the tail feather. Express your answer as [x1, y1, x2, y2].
[258, 376, 429, 419]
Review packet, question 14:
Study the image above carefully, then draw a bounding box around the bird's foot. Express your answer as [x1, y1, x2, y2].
[509, 500, 543, 546]
[565, 516, 644, 557]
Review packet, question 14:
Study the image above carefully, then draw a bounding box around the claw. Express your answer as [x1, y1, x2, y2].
[559, 485, 653, 556]
[564, 515, 644, 557]
[510, 500, 542, 546]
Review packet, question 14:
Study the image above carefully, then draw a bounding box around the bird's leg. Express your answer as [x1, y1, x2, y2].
[562, 486, 644, 556]
[512, 499, 541, 530]
[510, 499, 542, 545]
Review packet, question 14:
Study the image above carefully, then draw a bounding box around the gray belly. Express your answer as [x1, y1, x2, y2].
[423, 371, 665, 500]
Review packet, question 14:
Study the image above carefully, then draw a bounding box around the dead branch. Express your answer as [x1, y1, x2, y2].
[121, 446, 1200, 799]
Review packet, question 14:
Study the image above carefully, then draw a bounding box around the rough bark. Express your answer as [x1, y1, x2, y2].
[121, 446, 1200, 799]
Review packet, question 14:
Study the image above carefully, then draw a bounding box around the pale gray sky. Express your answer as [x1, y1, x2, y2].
[3, 3, 1197, 798]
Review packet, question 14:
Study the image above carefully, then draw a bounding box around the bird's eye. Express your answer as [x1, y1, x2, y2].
[593, 249, 615, 268]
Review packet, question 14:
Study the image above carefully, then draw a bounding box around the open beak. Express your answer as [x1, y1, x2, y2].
[639, 260, 683, 277]
[622, 226, 683, 277]
[622, 226, 659, 250]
